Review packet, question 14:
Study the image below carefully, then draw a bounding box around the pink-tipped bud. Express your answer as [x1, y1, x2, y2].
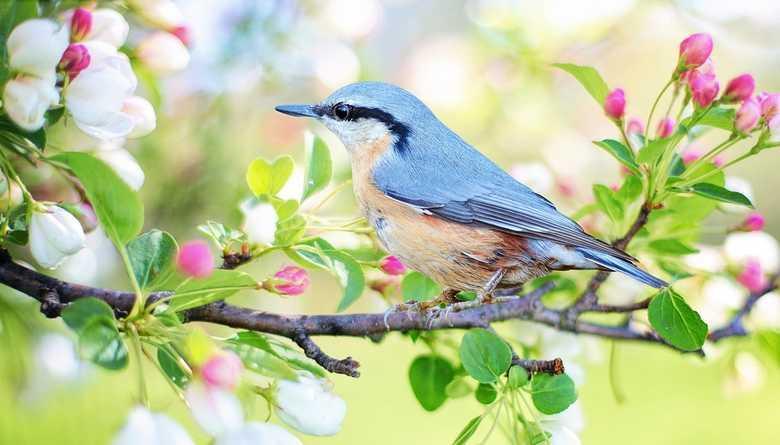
[735, 98, 760, 134]
[272, 265, 309, 296]
[609, 183, 620, 192]
[58, 44, 90, 80]
[603, 88, 626, 120]
[759, 93, 780, 120]
[379, 255, 406, 276]
[626, 117, 644, 136]
[201, 351, 243, 390]
[678, 33, 713, 69]
[681, 149, 701, 165]
[741, 212, 765, 232]
[737, 258, 768, 293]
[723, 74, 755, 103]
[656, 117, 676, 138]
[170, 25, 191, 47]
[70, 7, 92, 42]
[177, 240, 215, 278]
[689, 70, 719, 108]
[713, 156, 725, 167]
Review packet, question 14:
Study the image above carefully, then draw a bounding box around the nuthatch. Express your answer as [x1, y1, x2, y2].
[276, 82, 666, 300]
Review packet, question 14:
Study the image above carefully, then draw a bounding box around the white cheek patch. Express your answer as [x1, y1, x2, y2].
[324, 117, 390, 152]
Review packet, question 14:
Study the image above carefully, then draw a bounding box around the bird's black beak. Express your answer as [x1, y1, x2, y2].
[274, 104, 319, 118]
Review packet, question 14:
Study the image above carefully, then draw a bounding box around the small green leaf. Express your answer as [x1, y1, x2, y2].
[459, 328, 512, 383]
[617, 175, 643, 205]
[51, 152, 143, 246]
[648, 239, 699, 255]
[648, 288, 708, 351]
[401, 271, 442, 302]
[274, 214, 306, 246]
[229, 331, 326, 377]
[452, 415, 483, 445]
[474, 383, 497, 404]
[127, 230, 178, 290]
[157, 347, 190, 388]
[507, 365, 529, 388]
[637, 138, 671, 165]
[682, 107, 735, 132]
[330, 250, 366, 312]
[531, 373, 577, 415]
[246, 156, 295, 197]
[408, 355, 455, 411]
[226, 341, 298, 381]
[593, 139, 639, 174]
[78, 317, 128, 370]
[592, 184, 624, 222]
[552, 63, 609, 105]
[689, 183, 753, 208]
[168, 270, 258, 312]
[756, 330, 780, 367]
[62, 298, 115, 332]
[302, 133, 332, 201]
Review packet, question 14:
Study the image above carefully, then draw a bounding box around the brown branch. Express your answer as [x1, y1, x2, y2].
[708, 273, 779, 342]
[292, 329, 360, 377]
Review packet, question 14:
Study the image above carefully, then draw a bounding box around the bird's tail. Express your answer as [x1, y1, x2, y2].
[577, 248, 668, 288]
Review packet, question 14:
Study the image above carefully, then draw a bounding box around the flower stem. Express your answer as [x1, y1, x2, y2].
[645, 79, 675, 138]
[128, 324, 150, 408]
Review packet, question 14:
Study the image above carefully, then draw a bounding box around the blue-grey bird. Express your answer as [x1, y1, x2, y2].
[276, 82, 666, 300]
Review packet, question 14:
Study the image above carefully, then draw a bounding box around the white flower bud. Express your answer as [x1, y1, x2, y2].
[241, 201, 277, 245]
[112, 406, 194, 445]
[7, 19, 69, 78]
[123, 96, 157, 138]
[2, 74, 59, 131]
[275, 372, 346, 436]
[87, 9, 130, 48]
[29, 204, 86, 269]
[96, 148, 145, 190]
[136, 31, 190, 74]
[215, 422, 302, 445]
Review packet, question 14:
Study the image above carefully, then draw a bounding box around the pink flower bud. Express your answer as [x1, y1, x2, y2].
[70, 7, 92, 41]
[609, 183, 620, 192]
[737, 258, 768, 293]
[201, 351, 243, 390]
[678, 33, 713, 69]
[58, 44, 90, 80]
[759, 93, 780, 120]
[625, 117, 644, 135]
[741, 212, 765, 232]
[170, 25, 191, 47]
[272, 265, 309, 296]
[656, 117, 676, 138]
[603, 88, 626, 120]
[679, 59, 714, 85]
[688, 70, 719, 108]
[177, 240, 214, 278]
[722, 74, 755, 103]
[713, 156, 725, 167]
[735, 98, 760, 134]
[681, 149, 701, 165]
[379, 255, 406, 276]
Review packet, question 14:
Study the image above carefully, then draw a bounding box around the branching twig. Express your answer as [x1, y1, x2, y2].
[709, 273, 779, 342]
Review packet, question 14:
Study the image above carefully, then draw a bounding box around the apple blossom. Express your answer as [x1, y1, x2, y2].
[656, 117, 675, 138]
[59, 44, 91, 80]
[603, 88, 625, 120]
[122, 96, 157, 138]
[128, 0, 185, 29]
[2, 75, 59, 131]
[625, 117, 643, 135]
[241, 201, 278, 245]
[769, 115, 780, 143]
[171, 25, 191, 47]
[177, 240, 215, 278]
[688, 70, 719, 108]
[271, 266, 310, 296]
[737, 258, 768, 293]
[275, 371, 347, 436]
[112, 406, 194, 445]
[379, 255, 406, 275]
[69, 7, 92, 41]
[722, 74, 755, 103]
[136, 31, 191, 74]
[758, 93, 780, 120]
[29, 204, 86, 269]
[63, 8, 129, 48]
[215, 422, 302, 445]
[186, 382, 244, 437]
[95, 147, 146, 190]
[735, 98, 760, 134]
[201, 351, 243, 391]
[540, 402, 584, 445]
[724, 231, 779, 272]
[681, 149, 700, 165]
[7, 19, 69, 78]
[741, 212, 765, 232]
[678, 33, 713, 69]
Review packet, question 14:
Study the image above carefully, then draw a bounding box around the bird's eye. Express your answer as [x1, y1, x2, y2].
[332, 103, 352, 121]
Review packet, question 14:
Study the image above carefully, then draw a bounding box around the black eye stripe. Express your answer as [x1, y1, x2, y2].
[320, 104, 412, 153]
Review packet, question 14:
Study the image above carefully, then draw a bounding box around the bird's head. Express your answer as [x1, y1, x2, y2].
[275, 81, 435, 152]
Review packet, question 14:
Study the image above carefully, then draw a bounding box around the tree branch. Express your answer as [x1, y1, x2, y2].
[708, 273, 779, 342]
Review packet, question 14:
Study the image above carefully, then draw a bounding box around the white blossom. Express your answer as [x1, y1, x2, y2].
[123, 96, 157, 138]
[275, 371, 346, 436]
[748, 292, 780, 329]
[85, 9, 129, 48]
[112, 406, 194, 445]
[540, 402, 584, 445]
[698, 277, 745, 326]
[128, 0, 185, 29]
[136, 31, 190, 74]
[186, 382, 244, 437]
[215, 422, 302, 445]
[29, 204, 86, 269]
[684, 245, 726, 274]
[96, 147, 146, 190]
[2, 75, 60, 131]
[724, 352, 765, 397]
[7, 19, 68, 78]
[723, 231, 779, 271]
[241, 201, 278, 245]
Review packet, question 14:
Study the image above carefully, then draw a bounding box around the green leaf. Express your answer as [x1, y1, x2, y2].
[531, 373, 577, 415]
[408, 355, 455, 411]
[688, 183, 753, 208]
[246, 156, 295, 197]
[592, 184, 624, 222]
[683, 107, 735, 132]
[445, 377, 473, 398]
[62, 298, 115, 332]
[302, 133, 332, 201]
[78, 317, 128, 370]
[507, 365, 529, 388]
[452, 416, 482, 445]
[51, 152, 143, 246]
[474, 383, 497, 404]
[648, 239, 699, 255]
[198, 221, 246, 249]
[127, 230, 178, 290]
[226, 340, 298, 381]
[157, 347, 190, 388]
[168, 269, 257, 312]
[330, 250, 366, 312]
[617, 175, 643, 205]
[401, 271, 442, 302]
[459, 328, 512, 383]
[593, 139, 639, 174]
[274, 214, 306, 246]
[229, 331, 326, 377]
[756, 330, 780, 367]
[648, 288, 708, 351]
[552, 63, 609, 105]
[637, 137, 671, 165]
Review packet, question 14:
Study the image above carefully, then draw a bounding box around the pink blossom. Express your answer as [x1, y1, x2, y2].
[656, 117, 676, 138]
[678, 33, 713, 69]
[735, 98, 760, 134]
[741, 212, 765, 232]
[201, 351, 243, 391]
[679, 59, 714, 85]
[723, 74, 755, 103]
[170, 25, 191, 47]
[626, 117, 644, 135]
[177, 240, 214, 278]
[737, 258, 768, 293]
[759, 93, 780, 120]
[681, 149, 701, 165]
[272, 266, 310, 296]
[70, 7, 92, 42]
[58, 44, 90, 80]
[379, 255, 406, 276]
[713, 156, 725, 167]
[603, 88, 626, 120]
[689, 70, 719, 108]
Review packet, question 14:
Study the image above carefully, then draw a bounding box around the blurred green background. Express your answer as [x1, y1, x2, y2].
[2, 0, 780, 443]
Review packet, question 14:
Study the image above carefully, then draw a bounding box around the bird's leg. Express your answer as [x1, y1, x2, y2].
[478, 268, 506, 303]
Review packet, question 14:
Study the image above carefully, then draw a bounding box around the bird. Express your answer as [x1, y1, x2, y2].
[275, 82, 667, 303]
